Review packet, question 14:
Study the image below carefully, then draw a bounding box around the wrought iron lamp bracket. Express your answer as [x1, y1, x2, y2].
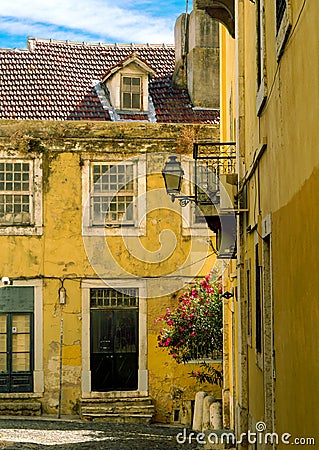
[170, 194, 196, 207]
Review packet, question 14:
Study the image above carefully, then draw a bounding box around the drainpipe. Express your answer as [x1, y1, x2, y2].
[58, 318, 64, 419]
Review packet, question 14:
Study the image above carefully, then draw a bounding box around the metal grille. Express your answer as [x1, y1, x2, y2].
[0, 161, 32, 225]
[276, 0, 287, 32]
[90, 288, 138, 308]
[193, 142, 236, 205]
[91, 163, 135, 225]
[189, 347, 223, 362]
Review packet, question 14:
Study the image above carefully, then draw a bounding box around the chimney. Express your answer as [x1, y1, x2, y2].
[173, 8, 220, 109]
[172, 13, 189, 89]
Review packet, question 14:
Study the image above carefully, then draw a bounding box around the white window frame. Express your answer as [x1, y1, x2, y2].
[0, 153, 42, 236]
[82, 156, 146, 237]
[81, 278, 148, 397]
[276, 0, 292, 59]
[90, 161, 136, 227]
[121, 75, 142, 111]
[256, 0, 268, 115]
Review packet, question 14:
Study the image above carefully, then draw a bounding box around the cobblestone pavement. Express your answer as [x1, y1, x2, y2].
[0, 418, 200, 450]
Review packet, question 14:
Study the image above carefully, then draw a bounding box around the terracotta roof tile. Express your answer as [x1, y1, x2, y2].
[0, 39, 219, 124]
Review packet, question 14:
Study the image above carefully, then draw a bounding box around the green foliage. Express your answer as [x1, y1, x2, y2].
[156, 274, 223, 385]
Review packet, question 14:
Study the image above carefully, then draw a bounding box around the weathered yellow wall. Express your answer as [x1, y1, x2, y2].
[148, 294, 222, 424]
[232, 0, 319, 445]
[0, 120, 221, 418]
[272, 167, 319, 441]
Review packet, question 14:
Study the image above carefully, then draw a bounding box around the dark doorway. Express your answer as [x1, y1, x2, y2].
[90, 288, 138, 392]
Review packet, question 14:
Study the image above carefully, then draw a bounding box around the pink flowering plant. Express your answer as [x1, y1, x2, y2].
[155, 273, 223, 386]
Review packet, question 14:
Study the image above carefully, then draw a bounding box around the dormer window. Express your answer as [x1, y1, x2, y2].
[102, 52, 156, 116]
[122, 76, 141, 110]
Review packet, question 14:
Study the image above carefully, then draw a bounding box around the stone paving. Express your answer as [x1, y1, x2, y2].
[0, 417, 200, 449]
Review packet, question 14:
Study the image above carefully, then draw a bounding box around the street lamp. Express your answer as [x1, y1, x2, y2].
[162, 155, 184, 195]
[162, 144, 237, 259]
[162, 155, 194, 206]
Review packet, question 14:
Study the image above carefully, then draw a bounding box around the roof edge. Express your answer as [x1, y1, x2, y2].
[27, 37, 174, 50]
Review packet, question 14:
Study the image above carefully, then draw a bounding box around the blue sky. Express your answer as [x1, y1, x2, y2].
[0, 0, 191, 49]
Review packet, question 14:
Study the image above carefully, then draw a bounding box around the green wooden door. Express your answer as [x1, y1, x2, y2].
[0, 287, 34, 392]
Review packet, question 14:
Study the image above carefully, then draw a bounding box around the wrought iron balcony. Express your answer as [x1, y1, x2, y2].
[193, 142, 237, 259]
[193, 141, 237, 210]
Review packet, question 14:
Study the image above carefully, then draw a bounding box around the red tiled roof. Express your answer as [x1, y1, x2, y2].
[0, 38, 219, 124]
[150, 76, 219, 124]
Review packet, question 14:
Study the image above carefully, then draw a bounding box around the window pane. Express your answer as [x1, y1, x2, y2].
[115, 310, 137, 353]
[132, 77, 140, 86]
[0, 335, 6, 353]
[132, 94, 140, 109]
[12, 334, 30, 353]
[12, 353, 30, 372]
[12, 315, 30, 333]
[123, 77, 131, 88]
[123, 93, 131, 109]
[0, 354, 7, 372]
[90, 310, 113, 353]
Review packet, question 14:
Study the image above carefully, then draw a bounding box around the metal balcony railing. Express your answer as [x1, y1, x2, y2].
[193, 142, 236, 208]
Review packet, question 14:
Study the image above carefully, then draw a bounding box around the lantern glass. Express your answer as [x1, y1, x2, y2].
[162, 155, 184, 194]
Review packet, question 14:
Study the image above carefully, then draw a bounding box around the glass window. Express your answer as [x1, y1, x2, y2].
[0, 160, 32, 226]
[90, 162, 136, 226]
[276, 0, 287, 34]
[122, 77, 141, 110]
[90, 288, 138, 308]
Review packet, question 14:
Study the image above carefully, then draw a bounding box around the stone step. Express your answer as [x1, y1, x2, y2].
[81, 404, 155, 414]
[80, 396, 155, 423]
[81, 412, 154, 424]
[81, 396, 153, 406]
[0, 399, 41, 416]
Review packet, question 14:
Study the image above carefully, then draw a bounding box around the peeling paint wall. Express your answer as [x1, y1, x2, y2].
[0, 120, 221, 419]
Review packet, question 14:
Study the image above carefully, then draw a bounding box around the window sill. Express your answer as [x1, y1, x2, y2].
[0, 226, 43, 236]
[82, 225, 145, 237]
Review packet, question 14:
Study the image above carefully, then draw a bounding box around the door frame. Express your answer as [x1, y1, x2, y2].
[0, 280, 44, 394]
[81, 279, 148, 396]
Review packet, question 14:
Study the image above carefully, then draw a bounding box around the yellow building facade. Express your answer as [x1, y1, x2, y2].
[0, 120, 222, 422]
[201, 0, 319, 446]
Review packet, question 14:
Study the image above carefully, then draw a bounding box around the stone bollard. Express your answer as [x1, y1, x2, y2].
[192, 391, 207, 431]
[202, 395, 216, 431]
[210, 400, 223, 429]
